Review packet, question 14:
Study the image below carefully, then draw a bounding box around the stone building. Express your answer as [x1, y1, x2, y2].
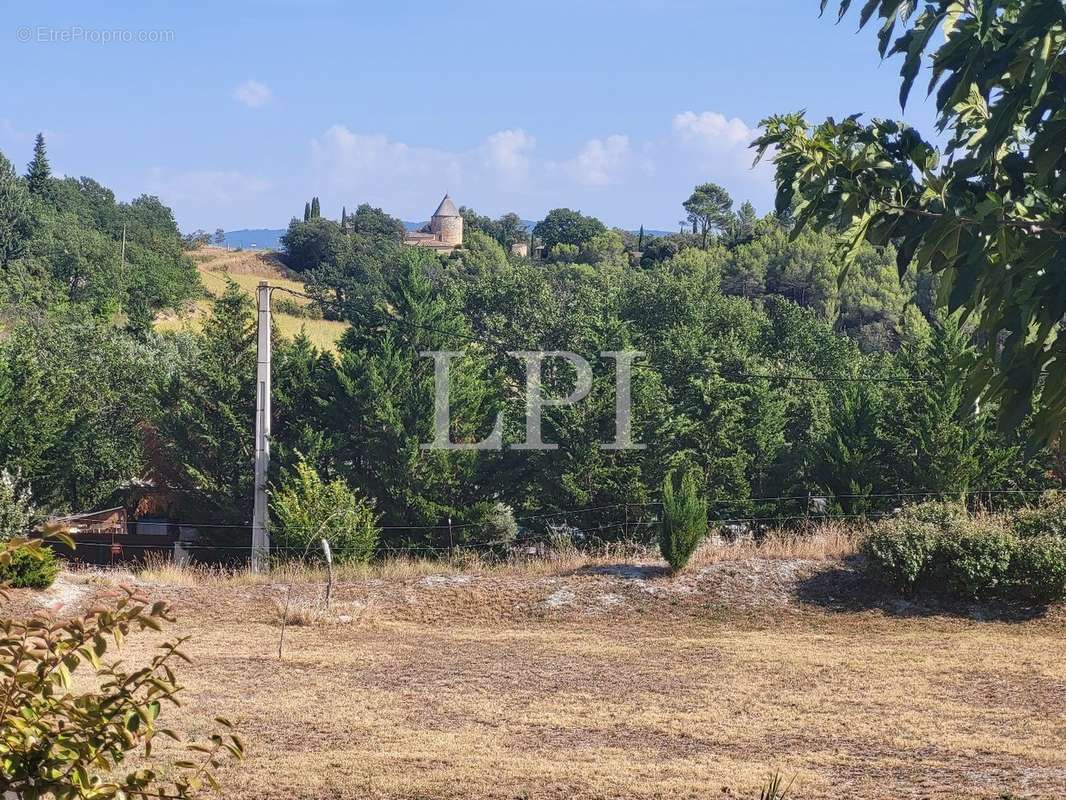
[404, 194, 463, 253]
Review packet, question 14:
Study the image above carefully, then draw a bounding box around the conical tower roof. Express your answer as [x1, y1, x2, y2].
[432, 194, 459, 218]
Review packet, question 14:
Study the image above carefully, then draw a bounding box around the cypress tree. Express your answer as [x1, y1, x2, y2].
[637, 224, 644, 251]
[340, 205, 347, 232]
[303, 202, 311, 222]
[311, 196, 321, 219]
[26, 133, 51, 195]
[659, 469, 708, 572]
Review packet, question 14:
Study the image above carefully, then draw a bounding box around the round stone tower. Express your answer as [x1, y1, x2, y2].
[429, 194, 463, 247]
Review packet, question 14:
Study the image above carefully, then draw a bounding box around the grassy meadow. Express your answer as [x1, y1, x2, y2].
[20, 528, 1064, 800]
[155, 246, 348, 351]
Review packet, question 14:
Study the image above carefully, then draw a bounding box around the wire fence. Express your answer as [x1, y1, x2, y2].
[38, 486, 1064, 567]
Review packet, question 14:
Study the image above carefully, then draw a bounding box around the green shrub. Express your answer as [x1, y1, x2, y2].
[0, 545, 59, 589]
[897, 499, 968, 528]
[1, 537, 242, 797]
[659, 469, 707, 572]
[1012, 495, 1066, 539]
[862, 518, 940, 593]
[1012, 535, 1066, 603]
[937, 520, 1018, 599]
[271, 460, 380, 564]
[475, 501, 518, 554]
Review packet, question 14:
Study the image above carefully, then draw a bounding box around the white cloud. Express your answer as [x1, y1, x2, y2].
[672, 110, 754, 151]
[563, 134, 635, 187]
[668, 110, 774, 205]
[232, 80, 273, 109]
[481, 129, 535, 185]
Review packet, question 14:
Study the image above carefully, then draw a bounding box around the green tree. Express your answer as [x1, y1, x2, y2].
[817, 381, 885, 514]
[281, 217, 351, 272]
[732, 200, 759, 244]
[0, 469, 35, 540]
[882, 312, 983, 497]
[303, 201, 311, 222]
[495, 212, 527, 249]
[327, 250, 503, 541]
[155, 282, 256, 524]
[0, 312, 159, 512]
[533, 208, 607, 252]
[0, 150, 34, 267]
[272, 331, 338, 475]
[25, 133, 50, 195]
[346, 202, 405, 241]
[683, 182, 733, 248]
[271, 459, 379, 563]
[456, 230, 509, 273]
[755, 1, 1066, 438]
[659, 469, 708, 571]
[310, 196, 321, 219]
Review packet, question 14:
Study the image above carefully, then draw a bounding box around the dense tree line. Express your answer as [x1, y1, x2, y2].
[0, 137, 202, 514]
[263, 188, 1057, 549]
[0, 137, 1057, 554]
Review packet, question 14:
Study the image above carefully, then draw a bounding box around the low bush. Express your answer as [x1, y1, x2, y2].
[937, 520, 1018, 599]
[0, 545, 59, 589]
[659, 469, 707, 572]
[475, 501, 518, 554]
[1012, 495, 1066, 539]
[1012, 535, 1066, 603]
[865, 503, 1066, 603]
[897, 499, 968, 528]
[862, 518, 940, 593]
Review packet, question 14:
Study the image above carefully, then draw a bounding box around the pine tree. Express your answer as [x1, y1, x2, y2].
[303, 202, 311, 222]
[310, 197, 320, 219]
[0, 151, 33, 266]
[26, 133, 51, 195]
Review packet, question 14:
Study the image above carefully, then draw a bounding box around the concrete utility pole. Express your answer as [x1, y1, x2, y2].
[251, 281, 272, 572]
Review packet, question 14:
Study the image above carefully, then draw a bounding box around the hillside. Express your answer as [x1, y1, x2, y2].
[155, 247, 348, 351]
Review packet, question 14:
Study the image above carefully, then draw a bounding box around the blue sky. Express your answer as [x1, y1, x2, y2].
[1, 0, 940, 232]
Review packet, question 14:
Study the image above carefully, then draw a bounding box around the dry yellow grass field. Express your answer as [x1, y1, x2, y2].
[155, 246, 348, 351]
[19, 532, 1066, 800]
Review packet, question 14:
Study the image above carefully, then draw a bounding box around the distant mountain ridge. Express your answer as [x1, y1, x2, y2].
[222, 221, 674, 251]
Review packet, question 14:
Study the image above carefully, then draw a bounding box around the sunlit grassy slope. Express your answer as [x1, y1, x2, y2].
[155, 247, 348, 352]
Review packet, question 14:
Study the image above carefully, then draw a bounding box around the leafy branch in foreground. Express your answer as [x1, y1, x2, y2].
[0, 537, 242, 798]
[754, 1, 1066, 439]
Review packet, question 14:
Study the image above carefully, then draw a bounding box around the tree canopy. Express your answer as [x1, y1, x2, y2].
[755, 0, 1066, 439]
